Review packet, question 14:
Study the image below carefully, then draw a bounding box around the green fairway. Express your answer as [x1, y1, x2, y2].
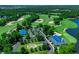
[31, 15, 58, 27]
[54, 19, 78, 44]
[54, 19, 78, 33]
[50, 15, 59, 19]
[0, 15, 30, 39]
[62, 32, 77, 44]
[39, 14, 49, 20]
[61, 20, 78, 28]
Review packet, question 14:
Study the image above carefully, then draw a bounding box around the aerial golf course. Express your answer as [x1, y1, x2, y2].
[0, 5, 79, 54]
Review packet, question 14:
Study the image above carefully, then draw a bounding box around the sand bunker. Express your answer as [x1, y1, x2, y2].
[6, 21, 15, 26]
[35, 19, 44, 23]
[27, 43, 37, 49]
[17, 17, 24, 21]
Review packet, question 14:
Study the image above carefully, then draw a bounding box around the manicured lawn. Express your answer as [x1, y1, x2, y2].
[61, 20, 78, 28]
[31, 22, 41, 27]
[54, 26, 64, 33]
[54, 19, 78, 34]
[31, 15, 57, 27]
[54, 19, 78, 44]
[0, 15, 30, 39]
[62, 32, 77, 44]
[50, 15, 59, 19]
[0, 23, 17, 39]
[39, 14, 49, 20]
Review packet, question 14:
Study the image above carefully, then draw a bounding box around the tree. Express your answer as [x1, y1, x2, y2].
[42, 44, 47, 50]
[53, 18, 61, 25]
[42, 44, 50, 50]
[3, 45, 12, 54]
[0, 18, 6, 26]
[75, 31, 79, 39]
[35, 48, 38, 52]
[1, 33, 7, 39]
[43, 25, 50, 34]
[43, 25, 54, 35]
[37, 35, 44, 41]
[47, 26, 54, 35]
[22, 20, 27, 26]
[0, 45, 3, 52]
[21, 47, 26, 54]
[7, 31, 22, 44]
[59, 44, 76, 54]
[38, 46, 42, 51]
[30, 48, 34, 53]
[26, 34, 30, 39]
[37, 23, 43, 28]
[17, 23, 22, 30]
[26, 49, 29, 54]
[22, 17, 31, 27]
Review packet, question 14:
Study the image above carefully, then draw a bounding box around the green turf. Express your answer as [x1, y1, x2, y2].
[54, 19, 78, 44]
[50, 15, 59, 19]
[61, 20, 78, 28]
[0, 15, 30, 39]
[31, 15, 58, 27]
[54, 19, 78, 33]
[39, 14, 49, 20]
[62, 32, 77, 44]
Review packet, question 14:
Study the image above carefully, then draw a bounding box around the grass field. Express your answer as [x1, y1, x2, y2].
[54, 19, 78, 44]
[54, 19, 78, 33]
[31, 15, 59, 27]
[62, 32, 77, 44]
[0, 15, 30, 39]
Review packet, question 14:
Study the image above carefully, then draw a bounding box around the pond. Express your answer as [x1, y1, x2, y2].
[66, 19, 79, 53]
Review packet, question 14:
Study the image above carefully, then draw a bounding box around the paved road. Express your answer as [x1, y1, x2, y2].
[28, 29, 34, 39]
[37, 29, 55, 53]
[12, 42, 20, 52]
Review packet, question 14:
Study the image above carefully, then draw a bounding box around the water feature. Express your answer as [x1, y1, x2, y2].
[66, 19, 79, 53]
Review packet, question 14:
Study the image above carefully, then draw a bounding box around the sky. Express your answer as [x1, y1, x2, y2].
[0, 0, 79, 5]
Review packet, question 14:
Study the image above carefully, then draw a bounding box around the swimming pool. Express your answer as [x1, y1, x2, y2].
[50, 34, 66, 45]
